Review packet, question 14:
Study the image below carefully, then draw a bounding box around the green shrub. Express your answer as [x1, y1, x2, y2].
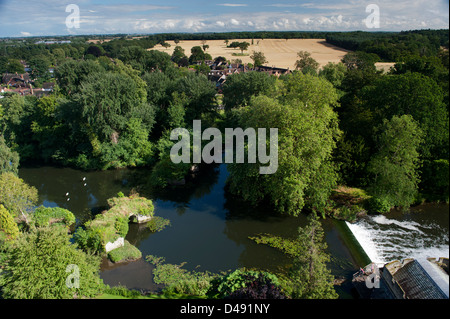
[107, 195, 155, 217]
[75, 194, 155, 254]
[107, 240, 142, 263]
[103, 285, 143, 298]
[210, 269, 282, 299]
[32, 206, 76, 228]
[367, 196, 392, 213]
[145, 255, 217, 297]
[0, 226, 104, 299]
[114, 215, 129, 237]
[0, 204, 19, 241]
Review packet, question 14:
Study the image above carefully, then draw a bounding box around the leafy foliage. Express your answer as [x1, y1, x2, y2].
[0, 136, 19, 175]
[0, 204, 19, 241]
[0, 226, 104, 299]
[107, 240, 142, 263]
[227, 73, 341, 216]
[146, 216, 171, 232]
[0, 172, 38, 218]
[32, 206, 76, 228]
[210, 269, 286, 299]
[145, 255, 218, 297]
[75, 194, 154, 254]
[250, 215, 338, 299]
[367, 115, 423, 212]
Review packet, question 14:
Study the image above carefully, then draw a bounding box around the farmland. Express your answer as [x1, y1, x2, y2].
[151, 38, 351, 69]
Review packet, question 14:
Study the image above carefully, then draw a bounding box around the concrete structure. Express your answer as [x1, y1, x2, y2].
[105, 237, 125, 253]
[353, 257, 449, 299]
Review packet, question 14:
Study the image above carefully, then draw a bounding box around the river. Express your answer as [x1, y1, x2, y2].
[18, 164, 448, 298]
[346, 203, 449, 264]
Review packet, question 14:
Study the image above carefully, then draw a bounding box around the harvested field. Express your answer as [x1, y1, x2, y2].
[375, 62, 396, 73]
[151, 38, 351, 69]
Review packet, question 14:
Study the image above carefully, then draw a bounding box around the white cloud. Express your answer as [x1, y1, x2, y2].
[230, 18, 240, 25]
[0, 0, 448, 36]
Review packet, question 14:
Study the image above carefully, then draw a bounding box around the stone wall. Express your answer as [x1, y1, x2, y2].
[105, 237, 124, 253]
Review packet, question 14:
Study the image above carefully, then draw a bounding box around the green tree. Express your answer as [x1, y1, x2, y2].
[367, 115, 423, 212]
[288, 215, 338, 299]
[0, 172, 38, 219]
[295, 51, 319, 74]
[238, 42, 250, 54]
[29, 95, 68, 162]
[74, 71, 154, 144]
[172, 72, 216, 123]
[0, 136, 19, 175]
[341, 51, 379, 71]
[2, 59, 25, 74]
[318, 62, 347, 88]
[171, 45, 187, 65]
[222, 71, 278, 111]
[250, 51, 268, 67]
[227, 92, 340, 216]
[250, 214, 338, 299]
[0, 204, 19, 241]
[28, 55, 51, 79]
[361, 72, 448, 159]
[55, 59, 105, 95]
[189, 46, 211, 63]
[0, 226, 104, 299]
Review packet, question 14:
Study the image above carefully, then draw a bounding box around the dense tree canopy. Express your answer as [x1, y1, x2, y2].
[227, 73, 341, 216]
[0, 226, 104, 299]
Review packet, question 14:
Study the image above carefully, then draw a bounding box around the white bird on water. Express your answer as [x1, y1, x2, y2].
[65, 192, 69, 196]
[83, 177, 86, 181]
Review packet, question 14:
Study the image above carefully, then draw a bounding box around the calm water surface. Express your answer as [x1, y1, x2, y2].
[19, 164, 447, 297]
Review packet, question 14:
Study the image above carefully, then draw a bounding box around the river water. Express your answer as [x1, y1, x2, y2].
[18, 164, 448, 297]
[346, 204, 449, 264]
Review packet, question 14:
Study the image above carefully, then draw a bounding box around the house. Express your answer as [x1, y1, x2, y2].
[42, 82, 55, 92]
[382, 258, 449, 299]
[2, 73, 32, 87]
[352, 257, 449, 299]
[255, 66, 291, 77]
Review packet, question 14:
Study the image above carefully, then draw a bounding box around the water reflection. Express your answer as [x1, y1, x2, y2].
[19, 163, 360, 294]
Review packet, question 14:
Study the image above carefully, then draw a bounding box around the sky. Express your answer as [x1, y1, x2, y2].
[0, 0, 448, 37]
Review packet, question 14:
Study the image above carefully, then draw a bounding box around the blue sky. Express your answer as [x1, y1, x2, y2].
[0, 0, 448, 37]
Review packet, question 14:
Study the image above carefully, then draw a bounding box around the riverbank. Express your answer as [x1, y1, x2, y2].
[16, 164, 448, 299]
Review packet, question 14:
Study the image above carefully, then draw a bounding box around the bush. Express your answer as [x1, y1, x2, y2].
[0, 204, 19, 241]
[75, 194, 155, 254]
[145, 255, 217, 297]
[210, 269, 285, 299]
[107, 240, 142, 263]
[32, 206, 76, 228]
[420, 159, 449, 202]
[103, 285, 144, 298]
[0, 226, 104, 299]
[114, 215, 129, 237]
[367, 196, 392, 213]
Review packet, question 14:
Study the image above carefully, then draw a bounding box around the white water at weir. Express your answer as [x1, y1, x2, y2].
[346, 215, 449, 264]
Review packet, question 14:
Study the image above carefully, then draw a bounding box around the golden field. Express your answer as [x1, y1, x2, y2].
[150, 38, 351, 69]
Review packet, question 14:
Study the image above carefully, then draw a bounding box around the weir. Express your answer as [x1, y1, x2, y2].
[345, 213, 449, 265]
